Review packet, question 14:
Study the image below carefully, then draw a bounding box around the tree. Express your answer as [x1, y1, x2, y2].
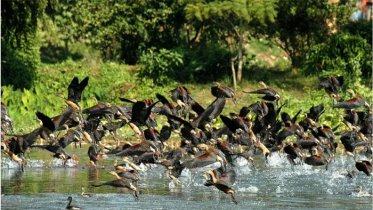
[1, 0, 49, 89]
[64, 0, 186, 64]
[40, 0, 87, 59]
[184, 0, 278, 91]
[254, 0, 353, 69]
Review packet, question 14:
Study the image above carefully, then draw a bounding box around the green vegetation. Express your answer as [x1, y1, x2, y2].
[1, 0, 372, 141]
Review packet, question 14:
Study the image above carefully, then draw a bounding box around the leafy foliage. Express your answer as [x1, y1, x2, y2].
[304, 32, 372, 91]
[1, 0, 49, 89]
[138, 48, 184, 86]
[181, 43, 232, 83]
[255, 1, 353, 68]
[70, 0, 186, 64]
[1, 39, 40, 89]
[340, 19, 372, 47]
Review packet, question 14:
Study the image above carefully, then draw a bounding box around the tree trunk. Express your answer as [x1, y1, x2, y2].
[237, 33, 243, 83]
[64, 39, 69, 59]
[231, 56, 238, 92]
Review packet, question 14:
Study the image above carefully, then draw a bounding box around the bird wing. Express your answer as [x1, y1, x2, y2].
[156, 93, 170, 105]
[72, 76, 89, 102]
[68, 77, 79, 101]
[21, 127, 44, 149]
[219, 169, 236, 187]
[192, 103, 215, 128]
[53, 107, 73, 130]
[36, 111, 56, 132]
[182, 152, 216, 169]
[207, 97, 226, 122]
[333, 98, 363, 109]
[220, 115, 237, 133]
[190, 100, 205, 116]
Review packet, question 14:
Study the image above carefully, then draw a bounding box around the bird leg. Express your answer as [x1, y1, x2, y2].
[230, 193, 238, 205]
[169, 174, 182, 185]
[132, 191, 139, 201]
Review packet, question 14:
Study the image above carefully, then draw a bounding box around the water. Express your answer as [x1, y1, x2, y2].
[1, 146, 372, 210]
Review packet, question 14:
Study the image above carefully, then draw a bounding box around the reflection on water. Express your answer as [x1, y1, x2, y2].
[1, 152, 373, 210]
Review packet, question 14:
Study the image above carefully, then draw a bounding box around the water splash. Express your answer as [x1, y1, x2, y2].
[1, 157, 19, 168]
[237, 185, 259, 193]
[267, 152, 289, 168]
[25, 159, 45, 168]
[276, 185, 283, 194]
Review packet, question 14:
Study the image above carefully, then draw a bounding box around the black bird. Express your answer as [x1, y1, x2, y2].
[319, 76, 344, 102]
[68, 76, 89, 103]
[93, 171, 140, 200]
[66, 196, 82, 210]
[355, 160, 372, 176]
[211, 82, 236, 105]
[243, 81, 281, 104]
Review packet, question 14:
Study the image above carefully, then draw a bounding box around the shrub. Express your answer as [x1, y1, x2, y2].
[1, 39, 39, 90]
[303, 32, 372, 89]
[181, 43, 232, 83]
[138, 48, 184, 86]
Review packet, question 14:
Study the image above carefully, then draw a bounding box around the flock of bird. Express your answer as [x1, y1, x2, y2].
[1, 75, 372, 208]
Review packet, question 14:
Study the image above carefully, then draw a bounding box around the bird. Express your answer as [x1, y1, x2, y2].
[355, 185, 372, 196]
[67, 76, 89, 104]
[166, 86, 193, 108]
[243, 81, 281, 104]
[319, 76, 344, 103]
[284, 142, 302, 167]
[211, 82, 236, 105]
[355, 160, 372, 176]
[303, 147, 330, 170]
[204, 169, 238, 204]
[181, 145, 226, 169]
[81, 187, 92, 198]
[93, 170, 140, 200]
[88, 144, 102, 167]
[32, 143, 72, 166]
[66, 196, 82, 210]
[115, 140, 159, 157]
[333, 89, 370, 110]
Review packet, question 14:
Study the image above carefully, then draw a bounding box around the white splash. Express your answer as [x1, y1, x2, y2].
[26, 159, 45, 168]
[237, 185, 259, 193]
[276, 185, 284, 194]
[267, 152, 290, 168]
[1, 157, 19, 168]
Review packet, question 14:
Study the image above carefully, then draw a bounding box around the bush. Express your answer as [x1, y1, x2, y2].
[1, 39, 39, 90]
[138, 48, 184, 86]
[341, 20, 372, 48]
[303, 32, 372, 89]
[181, 43, 232, 83]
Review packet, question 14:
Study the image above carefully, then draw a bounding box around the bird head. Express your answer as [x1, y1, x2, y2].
[258, 81, 267, 88]
[346, 89, 355, 97]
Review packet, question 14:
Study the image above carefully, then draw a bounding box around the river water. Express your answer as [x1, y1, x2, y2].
[1, 144, 372, 210]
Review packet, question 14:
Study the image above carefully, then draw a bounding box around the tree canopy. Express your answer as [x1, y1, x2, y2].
[1, 0, 371, 90]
